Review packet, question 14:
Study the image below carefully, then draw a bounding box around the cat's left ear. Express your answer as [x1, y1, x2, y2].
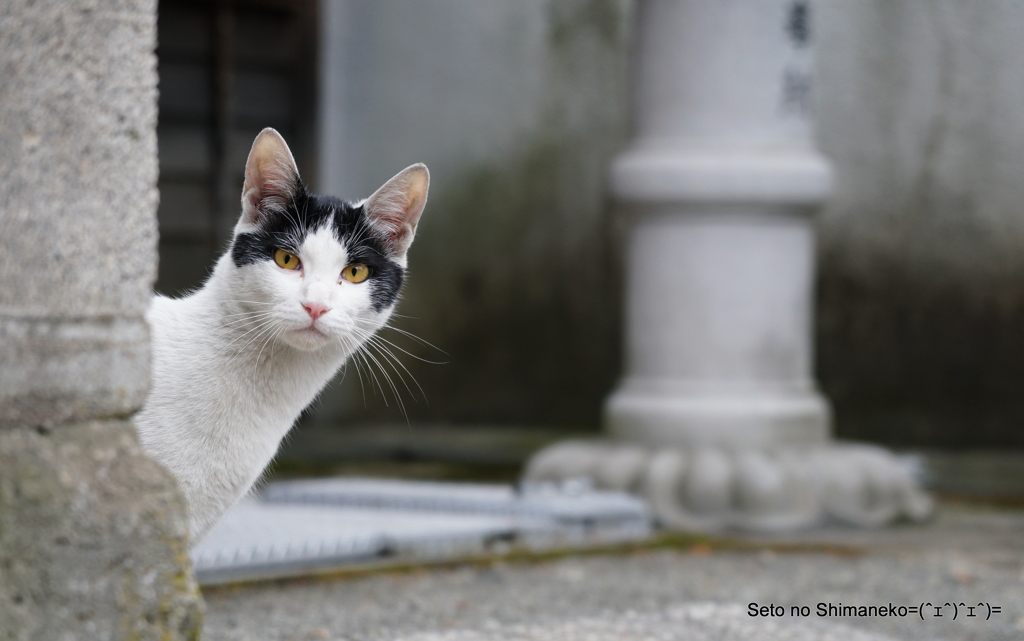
[363, 164, 429, 262]
[239, 128, 301, 229]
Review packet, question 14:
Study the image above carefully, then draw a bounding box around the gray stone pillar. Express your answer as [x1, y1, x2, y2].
[0, 1, 204, 638]
[524, 0, 932, 533]
[605, 0, 832, 448]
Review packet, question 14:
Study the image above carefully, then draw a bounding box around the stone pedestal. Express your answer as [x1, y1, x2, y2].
[0, 0, 204, 637]
[525, 0, 932, 531]
[606, 203, 830, 448]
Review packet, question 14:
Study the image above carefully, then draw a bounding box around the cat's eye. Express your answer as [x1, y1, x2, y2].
[341, 264, 370, 283]
[273, 248, 301, 270]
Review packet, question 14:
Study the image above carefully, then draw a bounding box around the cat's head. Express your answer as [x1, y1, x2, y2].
[225, 128, 428, 352]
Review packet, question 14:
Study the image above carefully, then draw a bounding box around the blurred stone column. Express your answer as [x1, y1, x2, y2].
[0, 1, 203, 638]
[606, 0, 832, 447]
[526, 0, 932, 532]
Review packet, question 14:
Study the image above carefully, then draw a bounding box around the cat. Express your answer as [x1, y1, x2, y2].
[135, 128, 428, 543]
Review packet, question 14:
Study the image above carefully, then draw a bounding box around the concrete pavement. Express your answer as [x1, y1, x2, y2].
[200, 501, 1024, 641]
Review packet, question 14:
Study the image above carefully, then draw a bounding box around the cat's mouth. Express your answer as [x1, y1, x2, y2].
[298, 324, 326, 336]
[282, 323, 333, 351]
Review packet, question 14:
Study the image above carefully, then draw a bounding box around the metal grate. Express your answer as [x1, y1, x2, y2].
[191, 478, 651, 585]
[264, 477, 651, 530]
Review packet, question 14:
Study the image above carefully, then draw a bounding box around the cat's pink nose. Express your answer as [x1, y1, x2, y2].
[302, 302, 331, 320]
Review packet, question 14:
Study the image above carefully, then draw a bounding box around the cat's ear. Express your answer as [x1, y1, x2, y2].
[239, 128, 301, 229]
[363, 164, 429, 261]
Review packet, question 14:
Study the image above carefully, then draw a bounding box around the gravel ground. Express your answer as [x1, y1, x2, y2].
[201, 504, 1024, 641]
[388, 604, 901, 641]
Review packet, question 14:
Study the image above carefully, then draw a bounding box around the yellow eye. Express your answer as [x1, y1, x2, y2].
[341, 263, 370, 283]
[273, 248, 301, 270]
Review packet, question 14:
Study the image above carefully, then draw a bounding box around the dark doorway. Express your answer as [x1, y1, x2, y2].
[156, 0, 318, 296]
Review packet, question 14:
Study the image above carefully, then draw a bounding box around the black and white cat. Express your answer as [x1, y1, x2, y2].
[136, 128, 428, 541]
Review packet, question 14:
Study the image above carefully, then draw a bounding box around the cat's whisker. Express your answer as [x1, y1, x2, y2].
[217, 307, 282, 325]
[252, 324, 285, 382]
[220, 313, 276, 337]
[219, 305, 278, 316]
[223, 324, 276, 348]
[332, 335, 352, 383]
[350, 339, 389, 399]
[353, 222, 373, 248]
[217, 320, 274, 351]
[367, 331, 447, 365]
[219, 311, 280, 324]
[219, 320, 277, 332]
[354, 345, 388, 405]
[347, 335, 415, 410]
[381, 324, 449, 356]
[219, 318, 280, 333]
[219, 304, 280, 314]
[268, 324, 286, 365]
[356, 341, 408, 418]
[285, 196, 301, 235]
[343, 217, 369, 248]
[365, 336, 426, 404]
[344, 326, 426, 399]
[229, 317, 281, 356]
[221, 300, 278, 306]
[286, 193, 305, 241]
[344, 337, 370, 408]
[221, 308, 278, 317]
[220, 307, 279, 316]
[342, 334, 374, 409]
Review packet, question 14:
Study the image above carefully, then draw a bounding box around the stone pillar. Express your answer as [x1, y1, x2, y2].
[524, 0, 932, 532]
[605, 0, 831, 448]
[0, 1, 204, 638]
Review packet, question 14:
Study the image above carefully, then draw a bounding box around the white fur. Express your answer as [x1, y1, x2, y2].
[136, 224, 393, 542]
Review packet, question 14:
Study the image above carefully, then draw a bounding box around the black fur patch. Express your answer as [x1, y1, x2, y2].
[230, 184, 405, 312]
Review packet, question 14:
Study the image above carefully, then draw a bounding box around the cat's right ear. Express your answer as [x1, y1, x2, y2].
[239, 128, 301, 229]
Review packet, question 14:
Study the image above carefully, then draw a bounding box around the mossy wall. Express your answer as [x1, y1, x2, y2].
[816, 0, 1024, 448]
[315, 0, 632, 429]
[319, 0, 1024, 449]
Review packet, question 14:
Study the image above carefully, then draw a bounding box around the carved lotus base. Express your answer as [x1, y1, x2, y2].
[523, 440, 933, 532]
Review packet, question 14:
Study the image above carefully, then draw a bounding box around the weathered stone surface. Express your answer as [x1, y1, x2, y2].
[0, 317, 149, 427]
[0, 0, 159, 317]
[0, 0, 159, 425]
[0, 0, 204, 637]
[0, 421, 203, 640]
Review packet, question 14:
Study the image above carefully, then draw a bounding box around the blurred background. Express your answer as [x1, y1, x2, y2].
[153, 0, 1024, 489]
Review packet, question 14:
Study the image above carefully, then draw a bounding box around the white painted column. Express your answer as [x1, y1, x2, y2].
[605, 0, 832, 448]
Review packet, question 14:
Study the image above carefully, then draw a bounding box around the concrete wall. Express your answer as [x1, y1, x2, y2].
[0, 0, 203, 637]
[316, 0, 632, 428]
[816, 0, 1024, 448]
